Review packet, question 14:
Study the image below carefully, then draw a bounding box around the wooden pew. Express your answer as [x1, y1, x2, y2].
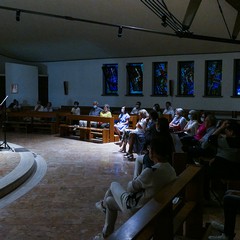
[108, 165, 205, 240]
[6, 111, 58, 134]
[59, 115, 115, 143]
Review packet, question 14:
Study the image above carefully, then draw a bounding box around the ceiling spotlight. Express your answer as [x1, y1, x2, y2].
[16, 10, 21, 22]
[161, 15, 168, 27]
[118, 26, 123, 37]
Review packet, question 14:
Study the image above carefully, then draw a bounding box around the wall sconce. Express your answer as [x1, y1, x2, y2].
[16, 10, 21, 22]
[118, 26, 123, 37]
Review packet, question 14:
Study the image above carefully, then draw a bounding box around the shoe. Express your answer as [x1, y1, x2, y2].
[211, 221, 224, 232]
[114, 141, 122, 146]
[119, 148, 126, 153]
[208, 233, 229, 240]
[127, 154, 135, 161]
[95, 200, 106, 214]
[123, 152, 130, 157]
[93, 233, 105, 240]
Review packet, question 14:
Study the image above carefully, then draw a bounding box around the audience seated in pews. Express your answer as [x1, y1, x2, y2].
[209, 190, 240, 240]
[94, 136, 177, 240]
[130, 101, 141, 115]
[163, 101, 175, 118]
[169, 108, 187, 132]
[114, 106, 130, 140]
[119, 109, 149, 160]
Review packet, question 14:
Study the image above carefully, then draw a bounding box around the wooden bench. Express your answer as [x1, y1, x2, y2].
[59, 115, 115, 143]
[108, 165, 206, 240]
[6, 111, 58, 134]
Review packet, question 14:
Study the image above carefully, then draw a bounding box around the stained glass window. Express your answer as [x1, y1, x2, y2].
[205, 60, 222, 97]
[153, 62, 168, 96]
[233, 59, 240, 96]
[102, 64, 118, 95]
[126, 63, 143, 95]
[178, 61, 194, 96]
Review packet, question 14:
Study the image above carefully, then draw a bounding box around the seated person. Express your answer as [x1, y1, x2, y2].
[169, 108, 187, 132]
[71, 101, 80, 115]
[34, 100, 44, 112]
[152, 103, 162, 118]
[99, 104, 112, 128]
[130, 101, 141, 115]
[114, 106, 130, 139]
[134, 117, 175, 179]
[181, 111, 208, 150]
[208, 120, 240, 180]
[94, 136, 177, 240]
[163, 101, 174, 118]
[89, 101, 103, 116]
[178, 110, 199, 138]
[119, 109, 149, 160]
[80, 101, 103, 127]
[209, 190, 240, 240]
[43, 102, 53, 112]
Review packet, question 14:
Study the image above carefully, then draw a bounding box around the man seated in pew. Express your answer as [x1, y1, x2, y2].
[94, 136, 177, 240]
[114, 106, 130, 140]
[209, 190, 240, 240]
[89, 101, 103, 116]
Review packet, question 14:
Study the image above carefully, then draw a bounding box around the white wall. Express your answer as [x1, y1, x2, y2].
[46, 52, 240, 111]
[5, 63, 38, 106]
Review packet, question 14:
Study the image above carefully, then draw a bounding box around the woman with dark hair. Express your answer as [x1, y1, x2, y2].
[153, 103, 162, 117]
[114, 106, 130, 139]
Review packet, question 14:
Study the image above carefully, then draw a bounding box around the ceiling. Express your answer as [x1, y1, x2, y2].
[1, 0, 240, 62]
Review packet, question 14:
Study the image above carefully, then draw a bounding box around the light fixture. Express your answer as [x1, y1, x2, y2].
[118, 26, 123, 37]
[16, 10, 21, 21]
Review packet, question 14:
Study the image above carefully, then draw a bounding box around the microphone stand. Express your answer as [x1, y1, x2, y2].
[0, 96, 13, 151]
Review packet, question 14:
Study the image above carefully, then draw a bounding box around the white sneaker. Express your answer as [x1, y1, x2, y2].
[93, 233, 104, 240]
[95, 200, 106, 214]
[211, 221, 224, 232]
[208, 233, 229, 240]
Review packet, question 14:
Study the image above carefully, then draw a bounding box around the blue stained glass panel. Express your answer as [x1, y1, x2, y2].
[178, 61, 194, 95]
[126, 63, 143, 95]
[102, 64, 118, 95]
[234, 59, 240, 96]
[205, 60, 222, 96]
[153, 62, 168, 95]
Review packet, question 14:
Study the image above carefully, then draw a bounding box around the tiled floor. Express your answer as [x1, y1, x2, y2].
[0, 131, 239, 240]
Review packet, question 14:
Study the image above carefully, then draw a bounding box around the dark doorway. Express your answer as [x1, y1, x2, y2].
[38, 75, 48, 107]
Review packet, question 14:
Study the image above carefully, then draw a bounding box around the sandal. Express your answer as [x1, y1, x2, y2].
[119, 148, 126, 153]
[127, 154, 135, 161]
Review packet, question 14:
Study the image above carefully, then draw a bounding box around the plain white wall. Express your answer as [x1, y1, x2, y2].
[46, 52, 240, 110]
[5, 62, 38, 106]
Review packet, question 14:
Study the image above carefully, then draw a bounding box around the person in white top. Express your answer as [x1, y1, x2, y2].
[163, 101, 175, 117]
[94, 136, 177, 240]
[34, 100, 44, 112]
[71, 101, 80, 115]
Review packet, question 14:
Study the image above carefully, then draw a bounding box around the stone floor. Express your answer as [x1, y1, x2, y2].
[0, 130, 239, 240]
